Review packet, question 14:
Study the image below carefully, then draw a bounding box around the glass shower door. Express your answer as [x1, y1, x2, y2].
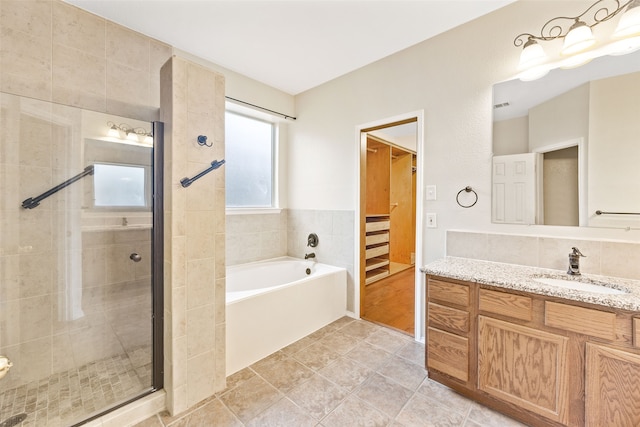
[0, 93, 162, 427]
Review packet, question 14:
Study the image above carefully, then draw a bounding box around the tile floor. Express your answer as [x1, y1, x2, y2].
[135, 317, 527, 427]
[0, 350, 150, 427]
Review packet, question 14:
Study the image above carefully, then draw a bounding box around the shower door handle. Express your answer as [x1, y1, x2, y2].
[129, 253, 142, 262]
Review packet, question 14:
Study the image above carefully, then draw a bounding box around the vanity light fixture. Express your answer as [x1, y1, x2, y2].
[515, 0, 640, 81]
[106, 121, 153, 146]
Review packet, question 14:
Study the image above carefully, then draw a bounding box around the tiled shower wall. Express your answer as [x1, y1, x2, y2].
[447, 230, 640, 280]
[1, 0, 228, 421]
[0, 0, 170, 122]
[225, 209, 356, 312]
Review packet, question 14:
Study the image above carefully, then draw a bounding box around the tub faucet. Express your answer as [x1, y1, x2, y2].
[304, 252, 316, 260]
[567, 247, 585, 275]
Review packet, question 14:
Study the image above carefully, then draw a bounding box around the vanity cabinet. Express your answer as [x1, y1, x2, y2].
[585, 343, 640, 426]
[426, 278, 470, 384]
[478, 316, 569, 425]
[426, 275, 640, 427]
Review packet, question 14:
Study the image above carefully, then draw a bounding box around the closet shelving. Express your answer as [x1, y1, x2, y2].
[365, 215, 390, 284]
[363, 135, 416, 285]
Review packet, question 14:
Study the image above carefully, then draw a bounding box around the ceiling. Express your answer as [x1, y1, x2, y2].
[64, 0, 516, 95]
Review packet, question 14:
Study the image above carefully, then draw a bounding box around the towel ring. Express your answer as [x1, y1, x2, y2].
[456, 186, 478, 208]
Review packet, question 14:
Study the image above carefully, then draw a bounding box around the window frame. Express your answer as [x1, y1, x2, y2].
[224, 108, 281, 214]
[92, 161, 152, 210]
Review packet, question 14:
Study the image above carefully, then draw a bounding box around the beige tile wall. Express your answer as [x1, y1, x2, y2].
[161, 56, 226, 415]
[447, 230, 640, 280]
[287, 209, 355, 312]
[225, 211, 288, 265]
[0, 0, 171, 122]
[0, 0, 229, 422]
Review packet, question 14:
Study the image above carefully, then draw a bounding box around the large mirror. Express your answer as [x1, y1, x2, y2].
[492, 49, 640, 228]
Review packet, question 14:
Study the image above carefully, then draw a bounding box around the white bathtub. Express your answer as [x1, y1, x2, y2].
[226, 257, 347, 375]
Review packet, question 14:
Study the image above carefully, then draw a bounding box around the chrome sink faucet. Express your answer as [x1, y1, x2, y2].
[567, 247, 586, 275]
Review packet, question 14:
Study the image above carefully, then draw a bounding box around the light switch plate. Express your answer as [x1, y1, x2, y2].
[426, 185, 437, 201]
[426, 213, 437, 228]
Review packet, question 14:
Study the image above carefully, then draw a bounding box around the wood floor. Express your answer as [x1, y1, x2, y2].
[362, 266, 415, 335]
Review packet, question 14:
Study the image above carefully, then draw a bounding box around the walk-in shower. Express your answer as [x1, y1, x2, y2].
[0, 92, 163, 426]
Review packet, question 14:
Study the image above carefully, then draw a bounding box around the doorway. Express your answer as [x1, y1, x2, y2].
[358, 118, 420, 336]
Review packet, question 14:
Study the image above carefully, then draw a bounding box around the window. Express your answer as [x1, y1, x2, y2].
[93, 163, 148, 208]
[225, 112, 275, 208]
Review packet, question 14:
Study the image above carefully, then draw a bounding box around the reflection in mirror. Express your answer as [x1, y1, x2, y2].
[492, 49, 640, 228]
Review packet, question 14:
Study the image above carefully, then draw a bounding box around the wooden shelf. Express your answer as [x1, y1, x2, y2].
[365, 214, 391, 284]
[366, 257, 390, 272]
[365, 268, 390, 285]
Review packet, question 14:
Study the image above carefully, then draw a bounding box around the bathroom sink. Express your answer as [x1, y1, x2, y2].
[533, 277, 628, 295]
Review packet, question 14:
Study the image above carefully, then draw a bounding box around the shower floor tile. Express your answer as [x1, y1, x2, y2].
[0, 350, 151, 427]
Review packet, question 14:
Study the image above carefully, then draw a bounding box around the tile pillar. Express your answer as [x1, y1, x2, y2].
[160, 56, 226, 415]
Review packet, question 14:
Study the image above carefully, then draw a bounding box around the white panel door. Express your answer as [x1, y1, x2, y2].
[492, 153, 538, 224]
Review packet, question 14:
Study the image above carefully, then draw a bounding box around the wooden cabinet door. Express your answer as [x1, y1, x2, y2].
[478, 316, 569, 425]
[427, 327, 469, 382]
[586, 343, 640, 426]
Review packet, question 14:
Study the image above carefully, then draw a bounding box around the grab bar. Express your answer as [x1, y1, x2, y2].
[595, 210, 640, 216]
[180, 159, 225, 188]
[22, 165, 94, 209]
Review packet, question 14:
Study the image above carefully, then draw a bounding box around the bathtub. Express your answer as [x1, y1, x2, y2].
[226, 257, 347, 375]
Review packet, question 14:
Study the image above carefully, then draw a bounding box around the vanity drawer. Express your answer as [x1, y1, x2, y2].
[634, 318, 640, 348]
[428, 279, 470, 308]
[545, 301, 616, 341]
[428, 302, 469, 335]
[427, 327, 469, 382]
[479, 288, 532, 321]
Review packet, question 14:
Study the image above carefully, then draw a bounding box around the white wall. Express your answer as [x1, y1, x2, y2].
[493, 116, 528, 156]
[529, 83, 590, 152]
[288, 0, 640, 268]
[588, 72, 640, 228]
[175, 48, 295, 125]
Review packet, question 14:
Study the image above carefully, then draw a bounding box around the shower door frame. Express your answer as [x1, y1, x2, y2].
[71, 120, 165, 427]
[151, 121, 164, 392]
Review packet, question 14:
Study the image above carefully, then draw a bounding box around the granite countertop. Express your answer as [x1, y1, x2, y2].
[423, 257, 640, 312]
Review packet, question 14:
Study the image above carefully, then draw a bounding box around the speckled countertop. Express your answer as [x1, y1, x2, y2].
[423, 257, 640, 312]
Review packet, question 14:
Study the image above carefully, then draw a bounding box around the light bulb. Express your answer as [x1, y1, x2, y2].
[107, 124, 120, 138]
[518, 39, 548, 70]
[562, 20, 596, 55]
[613, 0, 640, 38]
[126, 131, 139, 142]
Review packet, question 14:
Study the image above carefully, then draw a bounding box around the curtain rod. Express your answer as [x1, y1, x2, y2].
[225, 96, 297, 121]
